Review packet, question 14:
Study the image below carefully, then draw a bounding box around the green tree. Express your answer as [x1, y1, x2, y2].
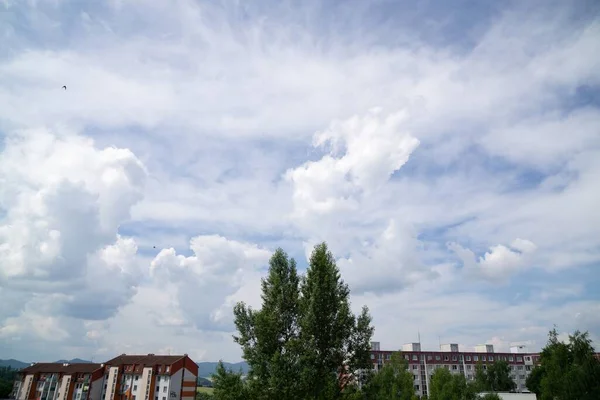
[480, 394, 501, 400]
[428, 368, 476, 400]
[363, 352, 417, 400]
[525, 365, 544, 399]
[232, 248, 302, 399]
[0, 367, 17, 398]
[534, 328, 600, 400]
[196, 392, 214, 400]
[212, 361, 247, 400]
[298, 243, 374, 399]
[474, 361, 515, 392]
[225, 244, 374, 400]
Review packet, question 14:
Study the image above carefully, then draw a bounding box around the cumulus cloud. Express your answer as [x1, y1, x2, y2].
[1, 0, 599, 362]
[149, 235, 271, 330]
[286, 108, 419, 218]
[0, 128, 147, 324]
[338, 220, 437, 294]
[449, 239, 537, 281]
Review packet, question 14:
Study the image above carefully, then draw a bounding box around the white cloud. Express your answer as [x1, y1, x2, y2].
[286, 108, 419, 219]
[0, 127, 147, 325]
[149, 235, 271, 330]
[449, 239, 537, 281]
[1, 0, 599, 362]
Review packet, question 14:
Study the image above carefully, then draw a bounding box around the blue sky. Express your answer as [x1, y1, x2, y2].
[0, 0, 599, 363]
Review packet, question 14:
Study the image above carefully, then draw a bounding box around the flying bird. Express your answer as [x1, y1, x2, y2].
[62, 85, 67, 90]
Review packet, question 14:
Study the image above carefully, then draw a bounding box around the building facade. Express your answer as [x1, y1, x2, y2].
[13, 363, 104, 400]
[370, 342, 540, 398]
[11, 355, 198, 400]
[100, 354, 198, 400]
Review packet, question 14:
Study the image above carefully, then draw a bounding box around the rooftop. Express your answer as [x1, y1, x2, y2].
[103, 354, 187, 367]
[20, 363, 102, 374]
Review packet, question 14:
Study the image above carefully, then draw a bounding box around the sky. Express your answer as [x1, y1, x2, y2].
[0, 0, 599, 363]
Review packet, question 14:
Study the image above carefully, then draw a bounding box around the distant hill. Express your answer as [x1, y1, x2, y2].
[0, 359, 29, 370]
[196, 362, 248, 378]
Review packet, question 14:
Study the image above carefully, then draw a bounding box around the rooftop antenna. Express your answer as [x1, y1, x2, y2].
[418, 329, 421, 346]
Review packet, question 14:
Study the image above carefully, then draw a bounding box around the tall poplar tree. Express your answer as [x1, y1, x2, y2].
[298, 243, 374, 399]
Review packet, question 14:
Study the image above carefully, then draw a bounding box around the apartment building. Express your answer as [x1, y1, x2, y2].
[100, 354, 198, 400]
[369, 342, 540, 398]
[14, 363, 104, 400]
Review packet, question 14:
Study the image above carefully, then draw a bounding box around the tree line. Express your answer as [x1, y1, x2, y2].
[0, 366, 18, 398]
[195, 242, 600, 400]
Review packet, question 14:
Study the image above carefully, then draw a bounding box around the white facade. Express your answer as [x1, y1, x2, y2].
[510, 345, 528, 354]
[17, 374, 34, 400]
[402, 343, 422, 352]
[475, 344, 495, 353]
[440, 343, 459, 352]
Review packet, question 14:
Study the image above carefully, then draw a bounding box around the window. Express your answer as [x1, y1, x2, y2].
[156, 387, 159, 392]
[466, 356, 471, 361]
[163, 387, 167, 393]
[386, 354, 391, 360]
[517, 366, 523, 370]
[489, 356, 494, 361]
[370, 354, 374, 360]
[526, 366, 531, 371]
[444, 356, 449, 361]
[483, 365, 487, 370]
[135, 376, 139, 381]
[414, 385, 419, 391]
[452, 365, 457, 370]
[482, 356, 487, 361]
[412, 355, 417, 361]
[509, 357, 514, 362]
[517, 357, 523, 362]
[165, 367, 169, 373]
[525, 356, 531, 361]
[435, 356, 441, 361]
[133, 386, 138, 391]
[473, 356, 479, 361]
[467, 375, 472, 380]
[412, 365, 418, 370]
[467, 365, 472, 370]
[452, 356, 457, 361]
[427, 355, 432, 361]
[519, 375, 525, 380]
[163, 397, 166, 400]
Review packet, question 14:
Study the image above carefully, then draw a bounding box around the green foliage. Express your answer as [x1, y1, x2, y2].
[0, 367, 17, 398]
[428, 367, 477, 400]
[196, 392, 214, 400]
[474, 360, 516, 392]
[529, 328, 600, 400]
[362, 352, 417, 400]
[525, 365, 544, 398]
[225, 244, 374, 400]
[480, 394, 501, 400]
[211, 361, 247, 400]
[298, 243, 374, 399]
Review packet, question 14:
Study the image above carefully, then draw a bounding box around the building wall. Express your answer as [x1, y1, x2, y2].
[180, 368, 196, 400]
[137, 367, 153, 400]
[18, 375, 34, 400]
[370, 349, 539, 398]
[168, 369, 182, 400]
[103, 367, 119, 400]
[87, 378, 103, 400]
